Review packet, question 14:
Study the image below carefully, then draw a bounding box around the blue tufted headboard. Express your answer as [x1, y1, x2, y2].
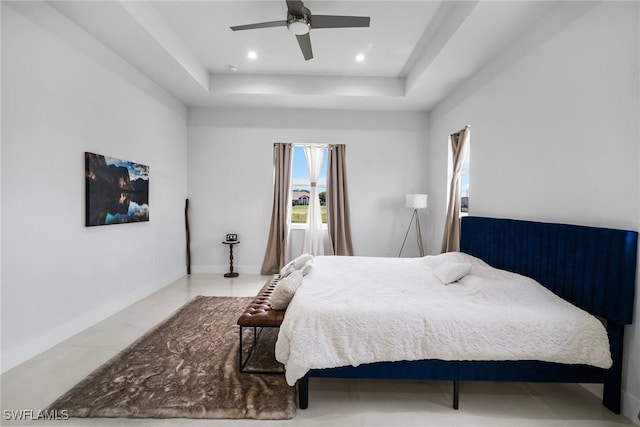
[460, 216, 637, 325]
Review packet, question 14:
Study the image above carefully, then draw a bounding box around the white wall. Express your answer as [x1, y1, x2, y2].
[187, 107, 429, 273]
[428, 2, 640, 422]
[1, 3, 188, 372]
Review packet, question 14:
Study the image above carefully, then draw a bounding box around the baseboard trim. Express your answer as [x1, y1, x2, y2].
[190, 264, 261, 275]
[1, 269, 184, 374]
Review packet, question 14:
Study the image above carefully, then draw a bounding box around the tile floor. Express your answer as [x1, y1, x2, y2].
[1, 274, 635, 426]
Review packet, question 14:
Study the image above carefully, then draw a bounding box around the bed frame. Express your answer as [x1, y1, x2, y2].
[297, 216, 638, 414]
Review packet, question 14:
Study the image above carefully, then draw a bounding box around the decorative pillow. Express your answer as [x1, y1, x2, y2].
[422, 251, 468, 268]
[434, 262, 472, 285]
[292, 253, 313, 269]
[279, 254, 313, 277]
[300, 260, 313, 276]
[271, 270, 303, 310]
[279, 262, 297, 279]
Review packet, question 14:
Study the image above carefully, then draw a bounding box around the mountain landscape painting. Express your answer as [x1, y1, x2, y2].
[85, 152, 149, 226]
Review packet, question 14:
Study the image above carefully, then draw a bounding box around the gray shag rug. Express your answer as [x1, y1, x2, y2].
[47, 296, 296, 420]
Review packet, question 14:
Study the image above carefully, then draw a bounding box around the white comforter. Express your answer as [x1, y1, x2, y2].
[275, 252, 612, 386]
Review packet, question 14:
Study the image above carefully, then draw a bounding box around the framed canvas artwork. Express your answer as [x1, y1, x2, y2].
[85, 152, 149, 226]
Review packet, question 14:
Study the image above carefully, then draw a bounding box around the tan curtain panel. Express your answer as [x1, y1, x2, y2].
[327, 144, 354, 256]
[441, 126, 470, 253]
[260, 143, 292, 274]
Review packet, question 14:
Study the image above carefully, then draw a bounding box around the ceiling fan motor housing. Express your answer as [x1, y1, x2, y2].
[287, 14, 310, 35]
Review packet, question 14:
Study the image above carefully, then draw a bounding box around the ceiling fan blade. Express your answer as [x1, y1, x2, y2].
[230, 20, 287, 31]
[286, 0, 306, 16]
[296, 33, 313, 61]
[311, 15, 370, 29]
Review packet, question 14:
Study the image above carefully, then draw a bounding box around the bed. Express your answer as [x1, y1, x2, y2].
[275, 216, 638, 414]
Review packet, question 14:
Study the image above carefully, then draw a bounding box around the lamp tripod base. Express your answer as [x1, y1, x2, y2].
[398, 209, 425, 257]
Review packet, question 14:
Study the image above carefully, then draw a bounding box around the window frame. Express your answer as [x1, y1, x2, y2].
[289, 144, 329, 229]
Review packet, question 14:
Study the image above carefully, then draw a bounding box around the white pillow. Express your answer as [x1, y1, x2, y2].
[300, 259, 313, 276]
[279, 262, 297, 279]
[279, 254, 313, 277]
[292, 253, 313, 269]
[422, 252, 469, 268]
[271, 270, 303, 310]
[433, 262, 472, 284]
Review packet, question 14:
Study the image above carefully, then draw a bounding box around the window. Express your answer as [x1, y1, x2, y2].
[291, 145, 328, 224]
[445, 129, 470, 216]
[460, 141, 470, 214]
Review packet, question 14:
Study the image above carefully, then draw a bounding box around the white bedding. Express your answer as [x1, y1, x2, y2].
[275, 252, 613, 386]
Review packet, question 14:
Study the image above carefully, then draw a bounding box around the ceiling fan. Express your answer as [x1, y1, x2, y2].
[230, 0, 370, 61]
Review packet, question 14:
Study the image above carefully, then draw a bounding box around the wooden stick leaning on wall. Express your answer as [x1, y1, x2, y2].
[185, 198, 191, 274]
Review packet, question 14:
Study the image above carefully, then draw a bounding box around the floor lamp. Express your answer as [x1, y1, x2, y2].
[398, 194, 428, 257]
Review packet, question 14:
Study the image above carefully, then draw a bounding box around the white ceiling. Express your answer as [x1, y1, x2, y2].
[48, 1, 559, 112]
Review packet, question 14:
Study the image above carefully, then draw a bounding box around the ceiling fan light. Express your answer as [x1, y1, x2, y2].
[287, 17, 310, 35]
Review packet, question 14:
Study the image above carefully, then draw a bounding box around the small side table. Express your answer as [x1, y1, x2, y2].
[222, 241, 240, 278]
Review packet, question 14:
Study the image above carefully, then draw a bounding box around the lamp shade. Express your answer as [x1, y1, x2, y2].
[406, 194, 428, 209]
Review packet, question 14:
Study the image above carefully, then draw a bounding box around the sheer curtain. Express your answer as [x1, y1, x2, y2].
[441, 126, 470, 253]
[302, 145, 325, 255]
[260, 143, 292, 274]
[327, 144, 353, 256]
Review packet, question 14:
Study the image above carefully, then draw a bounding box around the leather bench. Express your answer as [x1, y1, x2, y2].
[237, 275, 285, 373]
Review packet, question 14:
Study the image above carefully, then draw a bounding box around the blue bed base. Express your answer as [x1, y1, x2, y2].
[298, 216, 638, 414]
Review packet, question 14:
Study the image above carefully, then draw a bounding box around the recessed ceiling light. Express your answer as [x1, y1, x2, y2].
[247, 51, 257, 60]
[355, 54, 365, 62]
